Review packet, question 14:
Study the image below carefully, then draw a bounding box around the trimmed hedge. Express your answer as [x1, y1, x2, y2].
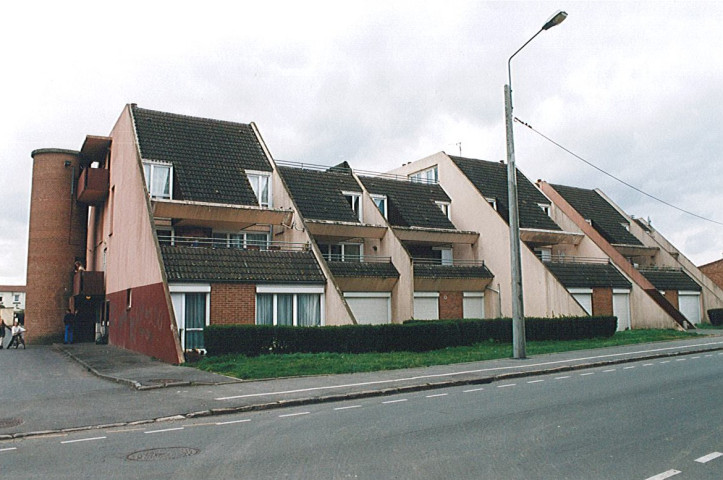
[708, 308, 723, 326]
[204, 316, 617, 357]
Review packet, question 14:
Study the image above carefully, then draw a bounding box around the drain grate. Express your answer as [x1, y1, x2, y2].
[127, 447, 200, 461]
[0, 418, 23, 429]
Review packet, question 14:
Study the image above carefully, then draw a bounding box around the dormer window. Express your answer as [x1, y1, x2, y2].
[247, 171, 271, 208]
[538, 203, 551, 216]
[143, 161, 172, 199]
[343, 192, 362, 221]
[621, 223, 630, 231]
[409, 166, 438, 184]
[485, 197, 497, 211]
[371, 194, 387, 219]
[436, 201, 451, 219]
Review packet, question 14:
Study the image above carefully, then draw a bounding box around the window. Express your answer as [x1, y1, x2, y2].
[433, 246, 453, 266]
[142, 161, 172, 199]
[170, 284, 210, 351]
[371, 194, 387, 218]
[255, 286, 324, 326]
[13, 294, 20, 303]
[212, 231, 270, 249]
[436, 201, 451, 219]
[621, 223, 630, 231]
[485, 197, 497, 211]
[318, 242, 362, 262]
[343, 192, 362, 221]
[538, 203, 551, 216]
[409, 166, 438, 184]
[247, 171, 271, 208]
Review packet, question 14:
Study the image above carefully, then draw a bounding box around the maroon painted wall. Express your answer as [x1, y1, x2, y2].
[107, 282, 180, 364]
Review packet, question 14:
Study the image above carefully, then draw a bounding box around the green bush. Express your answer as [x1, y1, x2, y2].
[204, 315, 617, 357]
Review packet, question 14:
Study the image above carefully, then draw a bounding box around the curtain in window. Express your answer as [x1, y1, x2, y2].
[298, 294, 321, 326]
[256, 294, 273, 325]
[277, 294, 293, 326]
[184, 293, 206, 350]
[152, 165, 171, 198]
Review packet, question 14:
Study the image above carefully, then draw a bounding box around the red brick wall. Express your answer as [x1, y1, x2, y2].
[439, 291, 463, 319]
[210, 283, 256, 325]
[700, 260, 723, 290]
[26, 150, 88, 342]
[107, 282, 182, 364]
[663, 290, 679, 309]
[592, 288, 613, 316]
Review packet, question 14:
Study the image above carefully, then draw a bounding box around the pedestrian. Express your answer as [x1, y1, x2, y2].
[63, 308, 75, 344]
[8, 320, 25, 349]
[0, 319, 6, 349]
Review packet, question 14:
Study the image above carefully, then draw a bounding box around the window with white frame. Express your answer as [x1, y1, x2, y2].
[343, 192, 362, 221]
[318, 242, 362, 262]
[170, 284, 210, 351]
[255, 285, 324, 326]
[371, 194, 387, 219]
[436, 201, 451, 219]
[212, 231, 270, 249]
[433, 246, 453, 266]
[485, 197, 497, 211]
[247, 171, 271, 208]
[142, 161, 173, 199]
[538, 203, 551, 216]
[409, 166, 438, 184]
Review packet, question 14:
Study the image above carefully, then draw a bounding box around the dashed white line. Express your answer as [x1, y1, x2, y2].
[645, 469, 681, 480]
[555, 376, 571, 380]
[695, 452, 723, 464]
[691, 356, 701, 359]
[278, 412, 310, 418]
[498, 384, 517, 388]
[643, 363, 654, 366]
[334, 405, 362, 411]
[602, 369, 616, 373]
[426, 393, 448, 398]
[463, 387, 485, 392]
[382, 399, 408, 404]
[580, 372, 595, 376]
[0, 447, 17, 452]
[527, 379, 545, 384]
[145, 427, 184, 434]
[61, 436, 106, 444]
[216, 419, 251, 425]
[660, 360, 671, 364]
[623, 366, 636, 370]
[675, 358, 687, 362]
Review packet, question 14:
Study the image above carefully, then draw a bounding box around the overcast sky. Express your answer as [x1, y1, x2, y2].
[2, 0, 722, 285]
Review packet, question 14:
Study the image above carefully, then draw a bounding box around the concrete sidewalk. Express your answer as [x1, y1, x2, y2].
[1, 333, 722, 440]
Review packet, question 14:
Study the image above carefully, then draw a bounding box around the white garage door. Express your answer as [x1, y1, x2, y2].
[463, 292, 485, 319]
[569, 288, 592, 315]
[678, 292, 701, 324]
[344, 293, 391, 325]
[414, 292, 439, 320]
[613, 289, 631, 331]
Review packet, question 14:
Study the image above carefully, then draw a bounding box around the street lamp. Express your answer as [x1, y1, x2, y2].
[505, 10, 567, 359]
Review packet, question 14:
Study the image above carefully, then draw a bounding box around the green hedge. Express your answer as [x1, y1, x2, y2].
[204, 316, 617, 357]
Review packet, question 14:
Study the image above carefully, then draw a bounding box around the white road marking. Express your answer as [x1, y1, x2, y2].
[691, 356, 700, 359]
[0, 447, 17, 452]
[334, 405, 362, 411]
[61, 436, 106, 444]
[463, 387, 485, 392]
[527, 379, 545, 383]
[554, 376, 571, 380]
[214, 340, 723, 400]
[695, 452, 723, 464]
[382, 399, 408, 404]
[602, 369, 616, 373]
[580, 372, 595, 376]
[425, 393, 448, 398]
[216, 419, 251, 425]
[643, 363, 654, 366]
[278, 412, 310, 418]
[645, 469, 681, 480]
[675, 358, 687, 362]
[144, 427, 184, 434]
[623, 366, 635, 369]
[660, 361, 671, 364]
[498, 384, 516, 388]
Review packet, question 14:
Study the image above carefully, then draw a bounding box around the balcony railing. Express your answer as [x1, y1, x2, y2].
[73, 270, 105, 297]
[411, 258, 486, 267]
[157, 235, 310, 252]
[321, 254, 392, 263]
[76, 168, 110, 205]
[540, 255, 610, 264]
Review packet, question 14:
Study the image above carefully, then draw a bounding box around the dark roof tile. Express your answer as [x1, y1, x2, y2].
[638, 268, 701, 291]
[544, 261, 632, 289]
[278, 166, 362, 223]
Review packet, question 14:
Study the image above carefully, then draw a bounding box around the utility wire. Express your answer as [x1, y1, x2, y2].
[514, 117, 723, 227]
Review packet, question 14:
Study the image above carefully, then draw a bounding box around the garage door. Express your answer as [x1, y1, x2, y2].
[414, 292, 439, 320]
[678, 292, 701, 324]
[344, 293, 391, 325]
[463, 292, 485, 319]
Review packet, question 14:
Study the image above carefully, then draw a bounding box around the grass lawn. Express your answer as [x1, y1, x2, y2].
[191, 329, 697, 381]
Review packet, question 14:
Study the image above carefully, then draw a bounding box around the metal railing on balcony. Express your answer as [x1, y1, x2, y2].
[157, 235, 310, 252]
[411, 258, 486, 267]
[322, 254, 393, 264]
[540, 254, 610, 264]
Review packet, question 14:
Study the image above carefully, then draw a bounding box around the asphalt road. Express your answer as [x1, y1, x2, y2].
[3, 352, 722, 479]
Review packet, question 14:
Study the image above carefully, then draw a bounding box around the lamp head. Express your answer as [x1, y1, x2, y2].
[542, 10, 567, 30]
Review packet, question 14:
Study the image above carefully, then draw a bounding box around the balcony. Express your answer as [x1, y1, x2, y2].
[76, 168, 110, 205]
[73, 271, 105, 297]
[157, 235, 310, 252]
[413, 258, 493, 291]
[326, 255, 399, 291]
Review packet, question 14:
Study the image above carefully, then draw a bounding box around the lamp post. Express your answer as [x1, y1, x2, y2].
[505, 10, 567, 359]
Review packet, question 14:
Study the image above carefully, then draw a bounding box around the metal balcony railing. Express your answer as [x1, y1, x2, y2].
[411, 258, 486, 267]
[322, 254, 392, 263]
[540, 255, 610, 264]
[157, 235, 310, 252]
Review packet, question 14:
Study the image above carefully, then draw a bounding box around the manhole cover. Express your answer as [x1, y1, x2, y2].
[127, 447, 200, 461]
[0, 418, 23, 429]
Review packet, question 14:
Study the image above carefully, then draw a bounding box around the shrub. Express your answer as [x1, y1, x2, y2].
[204, 315, 616, 357]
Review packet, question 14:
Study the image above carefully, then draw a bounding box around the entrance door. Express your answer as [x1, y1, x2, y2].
[678, 292, 701, 325]
[171, 288, 209, 351]
[613, 289, 631, 331]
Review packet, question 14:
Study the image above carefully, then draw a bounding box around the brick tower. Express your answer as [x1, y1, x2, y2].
[25, 149, 87, 343]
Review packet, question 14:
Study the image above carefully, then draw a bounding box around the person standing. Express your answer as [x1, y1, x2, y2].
[63, 308, 75, 344]
[0, 319, 6, 349]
